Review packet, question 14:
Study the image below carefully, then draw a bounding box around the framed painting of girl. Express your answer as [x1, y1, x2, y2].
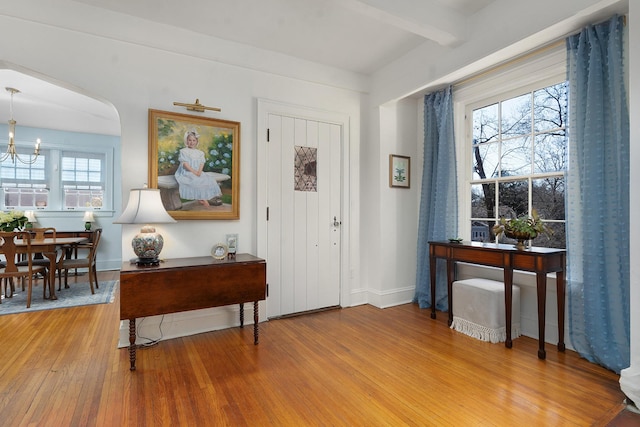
[148, 109, 240, 220]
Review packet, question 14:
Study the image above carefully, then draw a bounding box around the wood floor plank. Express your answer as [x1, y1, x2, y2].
[0, 271, 631, 426]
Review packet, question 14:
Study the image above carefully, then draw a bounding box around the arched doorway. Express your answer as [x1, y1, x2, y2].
[0, 65, 122, 271]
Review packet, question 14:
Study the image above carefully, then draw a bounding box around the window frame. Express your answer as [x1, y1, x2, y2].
[61, 150, 107, 210]
[0, 147, 50, 209]
[453, 44, 567, 244]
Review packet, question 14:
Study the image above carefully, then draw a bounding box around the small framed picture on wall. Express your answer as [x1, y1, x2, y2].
[389, 154, 410, 188]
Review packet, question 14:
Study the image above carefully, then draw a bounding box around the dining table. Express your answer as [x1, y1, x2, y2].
[13, 236, 88, 300]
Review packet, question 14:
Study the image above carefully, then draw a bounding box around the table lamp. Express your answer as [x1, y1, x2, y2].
[24, 210, 37, 229]
[83, 211, 95, 230]
[114, 187, 176, 266]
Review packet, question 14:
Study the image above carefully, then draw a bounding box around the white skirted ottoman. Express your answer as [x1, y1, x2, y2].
[450, 278, 521, 344]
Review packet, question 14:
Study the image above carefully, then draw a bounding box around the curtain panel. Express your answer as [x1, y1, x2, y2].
[414, 86, 458, 310]
[566, 15, 630, 373]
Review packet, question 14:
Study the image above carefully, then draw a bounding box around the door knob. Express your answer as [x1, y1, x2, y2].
[333, 216, 341, 227]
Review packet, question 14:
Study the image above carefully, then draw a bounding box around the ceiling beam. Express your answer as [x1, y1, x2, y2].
[336, 0, 466, 46]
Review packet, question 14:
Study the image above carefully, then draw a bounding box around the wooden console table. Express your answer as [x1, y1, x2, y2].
[120, 254, 267, 370]
[428, 241, 566, 359]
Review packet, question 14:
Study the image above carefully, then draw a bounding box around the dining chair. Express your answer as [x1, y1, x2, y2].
[31, 227, 55, 241]
[0, 231, 49, 308]
[16, 227, 59, 294]
[66, 228, 102, 277]
[58, 228, 102, 294]
[20, 227, 58, 265]
[0, 256, 9, 299]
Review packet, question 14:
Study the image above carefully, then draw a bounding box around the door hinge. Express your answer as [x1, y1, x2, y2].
[266, 206, 269, 221]
[267, 128, 270, 142]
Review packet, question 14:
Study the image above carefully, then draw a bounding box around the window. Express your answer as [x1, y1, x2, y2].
[1, 151, 50, 209]
[0, 142, 112, 211]
[468, 82, 567, 248]
[454, 44, 568, 249]
[61, 152, 105, 209]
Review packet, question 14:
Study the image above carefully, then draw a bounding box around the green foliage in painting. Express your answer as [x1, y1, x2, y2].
[157, 118, 234, 184]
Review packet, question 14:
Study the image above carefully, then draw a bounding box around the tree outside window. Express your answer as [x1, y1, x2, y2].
[470, 82, 567, 248]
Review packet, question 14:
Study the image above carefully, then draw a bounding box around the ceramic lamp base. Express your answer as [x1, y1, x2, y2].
[131, 225, 164, 264]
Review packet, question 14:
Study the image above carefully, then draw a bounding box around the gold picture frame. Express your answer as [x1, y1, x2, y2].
[389, 154, 410, 188]
[148, 109, 240, 220]
[211, 242, 229, 260]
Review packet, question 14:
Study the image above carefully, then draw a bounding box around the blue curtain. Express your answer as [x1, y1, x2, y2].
[566, 15, 630, 373]
[414, 86, 458, 310]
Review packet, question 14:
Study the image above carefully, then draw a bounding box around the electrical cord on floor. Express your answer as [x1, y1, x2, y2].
[135, 315, 165, 349]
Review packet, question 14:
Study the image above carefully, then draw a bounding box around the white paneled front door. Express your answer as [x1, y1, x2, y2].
[264, 112, 342, 318]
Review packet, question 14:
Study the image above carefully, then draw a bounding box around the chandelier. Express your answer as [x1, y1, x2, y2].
[2, 87, 41, 164]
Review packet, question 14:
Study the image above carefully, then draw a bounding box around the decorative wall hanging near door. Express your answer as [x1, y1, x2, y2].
[294, 146, 317, 192]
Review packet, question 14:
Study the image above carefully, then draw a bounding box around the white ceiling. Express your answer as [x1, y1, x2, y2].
[0, 0, 498, 136]
[0, 69, 121, 137]
[78, 0, 496, 75]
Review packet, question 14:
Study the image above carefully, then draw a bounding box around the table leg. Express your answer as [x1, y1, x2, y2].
[536, 272, 547, 359]
[129, 319, 137, 371]
[429, 248, 437, 319]
[446, 257, 455, 326]
[43, 251, 58, 300]
[556, 269, 566, 352]
[239, 303, 245, 328]
[503, 264, 513, 349]
[253, 301, 259, 345]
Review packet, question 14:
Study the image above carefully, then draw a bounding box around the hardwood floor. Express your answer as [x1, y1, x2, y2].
[0, 270, 635, 426]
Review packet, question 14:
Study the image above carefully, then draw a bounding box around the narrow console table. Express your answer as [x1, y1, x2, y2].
[428, 241, 566, 359]
[120, 254, 267, 370]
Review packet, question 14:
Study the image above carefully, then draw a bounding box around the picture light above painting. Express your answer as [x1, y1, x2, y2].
[148, 109, 240, 220]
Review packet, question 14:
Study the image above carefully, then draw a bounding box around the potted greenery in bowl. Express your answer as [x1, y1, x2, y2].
[0, 210, 28, 232]
[492, 209, 553, 250]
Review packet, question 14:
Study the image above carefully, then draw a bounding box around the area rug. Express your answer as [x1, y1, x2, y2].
[0, 280, 118, 315]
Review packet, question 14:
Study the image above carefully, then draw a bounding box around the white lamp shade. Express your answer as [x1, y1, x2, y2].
[82, 211, 95, 222]
[114, 188, 176, 224]
[25, 210, 37, 222]
[114, 188, 176, 265]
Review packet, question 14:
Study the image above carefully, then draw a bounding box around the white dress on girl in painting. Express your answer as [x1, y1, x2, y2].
[175, 147, 222, 201]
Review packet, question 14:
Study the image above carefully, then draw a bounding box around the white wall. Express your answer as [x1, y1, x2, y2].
[358, 100, 381, 306]
[360, 98, 421, 308]
[0, 1, 364, 344]
[369, 100, 420, 307]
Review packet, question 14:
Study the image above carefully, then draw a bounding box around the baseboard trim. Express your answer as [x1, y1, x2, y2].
[117, 305, 257, 348]
[269, 305, 341, 320]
